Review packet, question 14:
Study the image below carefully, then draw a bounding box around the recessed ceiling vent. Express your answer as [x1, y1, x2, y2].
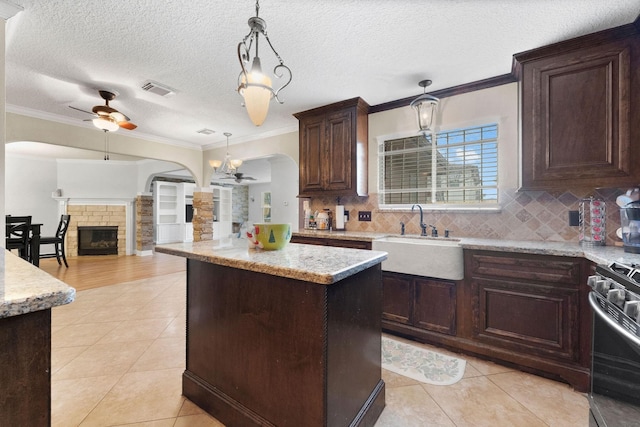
[141, 80, 176, 97]
[196, 128, 216, 135]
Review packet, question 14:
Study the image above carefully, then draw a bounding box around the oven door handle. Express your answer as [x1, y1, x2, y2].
[589, 292, 640, 348]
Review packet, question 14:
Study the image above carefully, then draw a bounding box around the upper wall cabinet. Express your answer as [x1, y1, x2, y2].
[516, 25, 640, 190]
[294, 97, 369, 197]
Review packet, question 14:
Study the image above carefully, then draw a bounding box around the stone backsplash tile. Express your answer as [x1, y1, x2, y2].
[308, 187, 626, 246]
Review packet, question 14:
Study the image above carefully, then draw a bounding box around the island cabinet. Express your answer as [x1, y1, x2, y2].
[0, 251, 75, 426]
[294, 97, 369, 197]
[382, 271, 457, 336]
[155, 241, 386, 427]
[516, 24, 640, 190]
[463, 250, 592, 391]
[0, 309, 51, 426]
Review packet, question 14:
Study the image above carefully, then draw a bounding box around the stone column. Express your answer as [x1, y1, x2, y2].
[193, 188, 213, 241]
[136, 193, 154, 255]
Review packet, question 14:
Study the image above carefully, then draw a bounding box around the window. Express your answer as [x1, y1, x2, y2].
[378, 124, 498, 207]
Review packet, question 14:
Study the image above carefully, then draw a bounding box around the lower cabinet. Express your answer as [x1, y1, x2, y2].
[384, 249, 592, 392]
[382, 271, 457, 336]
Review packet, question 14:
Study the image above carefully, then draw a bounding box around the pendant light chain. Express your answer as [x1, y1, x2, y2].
[103, 130, 110, 161]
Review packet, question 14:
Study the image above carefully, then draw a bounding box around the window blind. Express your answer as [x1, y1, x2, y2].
[379, 124, 498, 206]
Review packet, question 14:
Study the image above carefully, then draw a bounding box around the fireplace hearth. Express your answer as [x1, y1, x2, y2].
[78, 226, 118, 256]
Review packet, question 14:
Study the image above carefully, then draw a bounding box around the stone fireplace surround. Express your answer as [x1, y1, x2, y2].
[55, 198, 134, 257]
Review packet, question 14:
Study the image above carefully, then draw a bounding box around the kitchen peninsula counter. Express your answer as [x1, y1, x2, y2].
[156, 240, 387, 427]
[1, 250, 75, 426]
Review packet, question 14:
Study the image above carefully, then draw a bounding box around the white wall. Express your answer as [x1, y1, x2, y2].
[369, 83, 519, 192]
[269, 156, 299, 230]
[5, 154, 59, 236]
[248, 183, 270, 225]
[57, 159, 138, 199]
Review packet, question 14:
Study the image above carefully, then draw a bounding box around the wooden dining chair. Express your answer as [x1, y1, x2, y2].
[5, 215, 32, 261]
[39, 214, 71, 268]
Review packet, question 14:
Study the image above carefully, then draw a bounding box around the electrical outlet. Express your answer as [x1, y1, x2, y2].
[568, 210, 580, 226]
[358, 211, 372, 221]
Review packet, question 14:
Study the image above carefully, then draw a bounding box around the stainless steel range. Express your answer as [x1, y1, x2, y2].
[588, 262, 640, 426]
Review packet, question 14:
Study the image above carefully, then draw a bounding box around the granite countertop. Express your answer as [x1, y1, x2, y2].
[292, 230, 640, 267]
[293, 229, 389, 242]
[155, 239, 387, 285]
[1, 250, 76, 319]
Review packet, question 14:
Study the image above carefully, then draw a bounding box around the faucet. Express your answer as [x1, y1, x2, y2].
[400, 221, 405, 235]
[429, 224, 438, 238]
[411, 204, 427, 236]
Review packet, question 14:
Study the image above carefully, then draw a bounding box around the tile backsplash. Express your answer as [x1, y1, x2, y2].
[308, 187, 625, 246]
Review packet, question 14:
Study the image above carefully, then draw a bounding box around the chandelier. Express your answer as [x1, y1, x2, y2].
[209, 132, 243, 174]
[410, 80, 439, 134]
[237, 0, 292, 126]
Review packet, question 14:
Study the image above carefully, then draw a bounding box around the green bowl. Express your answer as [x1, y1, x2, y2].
[253, 223, 292, 250]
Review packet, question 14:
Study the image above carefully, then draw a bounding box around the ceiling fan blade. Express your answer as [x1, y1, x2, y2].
[69, 105, 97, 116]
[243, 176, 256, 180]
[118, 121, 137, 130]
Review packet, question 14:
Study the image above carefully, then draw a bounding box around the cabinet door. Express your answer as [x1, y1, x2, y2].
[325, 109, 353, 192]
[382, 272, 412, 325]
[470, 277, 580, 362]
[414, 278, 456, 336]
[299, 115, 325, 193]
[521, 37, 638, 189]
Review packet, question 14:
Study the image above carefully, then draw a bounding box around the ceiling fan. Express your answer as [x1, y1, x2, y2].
[69, 90, 137, 131]
[222, 172, 257, 183]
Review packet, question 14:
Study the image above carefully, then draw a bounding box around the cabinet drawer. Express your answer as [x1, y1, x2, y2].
[290, 236, 371, 250]
[468, 251, 581, 286]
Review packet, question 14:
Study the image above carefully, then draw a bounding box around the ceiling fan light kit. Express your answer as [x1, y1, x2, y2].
[92, 116, 119, 132]
[237, 0, 292, 126]
[70, 90, 137, 132]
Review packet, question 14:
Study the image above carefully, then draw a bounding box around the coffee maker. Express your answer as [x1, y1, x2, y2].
[621, 201, 640, 253]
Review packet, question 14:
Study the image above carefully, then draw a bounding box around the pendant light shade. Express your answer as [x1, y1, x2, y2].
[240, 58, 273, 126]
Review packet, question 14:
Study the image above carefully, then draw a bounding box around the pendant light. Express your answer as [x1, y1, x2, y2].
[209, 133, 243, 174]
[410, 80, 439, 134]
[237, 0, 292, 126]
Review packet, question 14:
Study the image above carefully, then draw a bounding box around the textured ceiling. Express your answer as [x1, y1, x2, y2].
[4, 0, 640, 150]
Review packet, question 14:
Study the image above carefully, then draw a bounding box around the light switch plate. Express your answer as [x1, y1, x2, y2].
[358, 211, 372, 221]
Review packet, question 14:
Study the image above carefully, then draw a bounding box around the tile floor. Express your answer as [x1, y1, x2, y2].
[51, 272, 590, 426]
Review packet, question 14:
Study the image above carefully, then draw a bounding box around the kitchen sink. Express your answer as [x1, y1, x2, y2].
[371, 235, 464, 280]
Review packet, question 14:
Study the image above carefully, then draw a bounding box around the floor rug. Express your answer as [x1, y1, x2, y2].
[382, 336, 466, 386]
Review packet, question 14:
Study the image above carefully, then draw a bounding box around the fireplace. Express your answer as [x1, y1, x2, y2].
[78, 226, 118, 255]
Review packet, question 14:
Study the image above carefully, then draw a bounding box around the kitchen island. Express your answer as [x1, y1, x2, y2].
[1, 250, 75, 426]
[155, 240, 387, 427]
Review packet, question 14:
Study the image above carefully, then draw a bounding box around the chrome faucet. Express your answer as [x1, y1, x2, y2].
[411, 204, 427, 236]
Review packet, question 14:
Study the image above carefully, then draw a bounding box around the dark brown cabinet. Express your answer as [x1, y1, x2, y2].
[464, 250, 591, 391]
[294, 97, 369, 197]
[290, 235, 372, 250]
[0, 309, 51, 426]
[382, 271, 457, 336]
[516, 24, 640, 190]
